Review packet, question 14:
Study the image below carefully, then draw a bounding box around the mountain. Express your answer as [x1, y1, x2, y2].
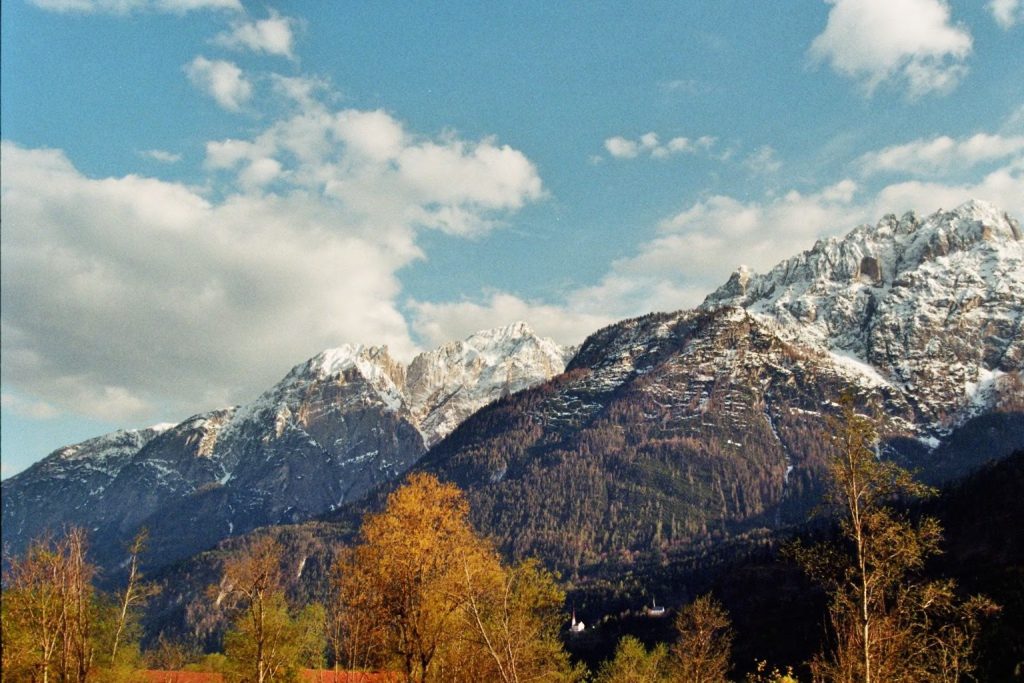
[703, 199, 1023, 429]
[413, 200, 1024, 576]
[1, 323, 571, 572]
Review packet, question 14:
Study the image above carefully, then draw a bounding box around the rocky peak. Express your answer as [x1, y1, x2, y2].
[701, 199, 1024, 427]
[406, 321, 572, 445]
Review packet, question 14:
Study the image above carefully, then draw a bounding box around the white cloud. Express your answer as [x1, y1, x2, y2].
[603, 132, 715, 161]
[201, 106, 543, 237]
[141, 149, 182, 163]
[658, 79, 702, 94]
[0, 100, 544, 422]
[184, 57, 252, 111]
[604, 136, 639, 159]
[743, 145, 782, 175]
[589, 180, 866, 309]
[213, 11, 298, 59]
[30, 0, 239, 13]
[411, 122, 1023, 354]
[809, 0, 972, 98]
[410, 293, 612, 349]
[858, 133, 1024, 175]
[871, 159, 1024, 217]
[989, 0, 1023, 28]
[333, 109, 408, 162]
[544, 128, 1024, 321]
[1, 393, 59, 420]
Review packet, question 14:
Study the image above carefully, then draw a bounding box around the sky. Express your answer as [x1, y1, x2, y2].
[2, 0, 1023, 478]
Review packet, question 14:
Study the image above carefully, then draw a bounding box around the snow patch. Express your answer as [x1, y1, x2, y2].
[827, 350, 892, 388]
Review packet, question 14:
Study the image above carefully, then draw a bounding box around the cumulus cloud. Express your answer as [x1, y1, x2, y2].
[184, 57, 252, 111]
[858, 133, 1024, 176]
[809, 0, 972, 97]
[205, 106, 543, 236]
[603, 132, 715, 160]
[406, 120, 1023, 355]
[574, 180, 865, 311]
[0, 102, 544, 422]
[513, 128, 1021, 329]
[871, 159, 1024, 217]
[213, 11, 298, 59]
[989, 0, 1023, 28]
[30, 0, 239, 13]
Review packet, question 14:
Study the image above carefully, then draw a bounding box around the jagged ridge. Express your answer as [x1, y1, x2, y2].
[1, 323, 571, 572]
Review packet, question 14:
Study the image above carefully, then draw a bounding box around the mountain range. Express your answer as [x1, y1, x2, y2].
[415, 200, 1023, 573]
[2, 323, 573, 570]
[3, 199, 1022, 584]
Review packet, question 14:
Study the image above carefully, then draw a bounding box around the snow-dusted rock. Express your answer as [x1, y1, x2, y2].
[703, 200, 1024, 432]
[1, 324, 572, 571]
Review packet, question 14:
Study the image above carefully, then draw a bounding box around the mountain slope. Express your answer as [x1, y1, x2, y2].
[413, 201, 1024, 575]
[703, 200, 1023, 428]
[2, 323, 570, 572]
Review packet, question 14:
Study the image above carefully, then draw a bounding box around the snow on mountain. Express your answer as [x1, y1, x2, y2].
[412, 202, 1023, 574]
[1, 323, 572, 571]
[703, 199, 1024, 431]
[407, 321, 575, 445]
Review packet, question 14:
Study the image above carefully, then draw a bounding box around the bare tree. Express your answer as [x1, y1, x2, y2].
[797, 396, 997, 682]
[218, 536, 285, 683]
[110, 529, 160, 665]
[670, 593, 733, 683]
[2, 528, 97, 683]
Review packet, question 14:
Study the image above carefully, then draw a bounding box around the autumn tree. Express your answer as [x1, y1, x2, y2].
[797, 397, 997, 682]
[455, 557, 580, 682]
[327, 546, 388, 673]
[670, 593, 733, 683]
[216, 536, 324, 683]
[333, 473, 578, 683]
[109, 529, 160, 669]
[0, 527, 132, 683]
[2, 532, 72, 683]
[2, 528, 94, 683]
[593, 636, 670, 683]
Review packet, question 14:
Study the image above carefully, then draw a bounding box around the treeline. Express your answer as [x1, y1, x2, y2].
[2, 402, 1005, 682]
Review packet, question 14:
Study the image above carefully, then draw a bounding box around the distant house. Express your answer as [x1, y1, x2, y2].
[569, 610, 586, 633]
[645, 598, 666, 617]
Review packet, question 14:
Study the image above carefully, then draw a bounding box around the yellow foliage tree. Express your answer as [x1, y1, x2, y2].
[797, 397, 997, 682]
[332, 473, 579, 683]
[215, 536, 323, 683]
[670, 593, 733, 683]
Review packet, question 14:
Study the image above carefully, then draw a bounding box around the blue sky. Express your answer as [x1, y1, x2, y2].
[2, 0, 1022, 477]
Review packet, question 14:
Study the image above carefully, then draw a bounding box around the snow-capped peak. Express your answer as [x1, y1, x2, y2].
[406, 322, 572, 445]
[702, 199, 1024, 429]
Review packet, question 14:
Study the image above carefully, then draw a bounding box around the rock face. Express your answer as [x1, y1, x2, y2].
[406, 322, 575, 446]
[1, 324, 571, 572]
[702, 200, 1024, 430]
[414, 201, 1024, 575]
